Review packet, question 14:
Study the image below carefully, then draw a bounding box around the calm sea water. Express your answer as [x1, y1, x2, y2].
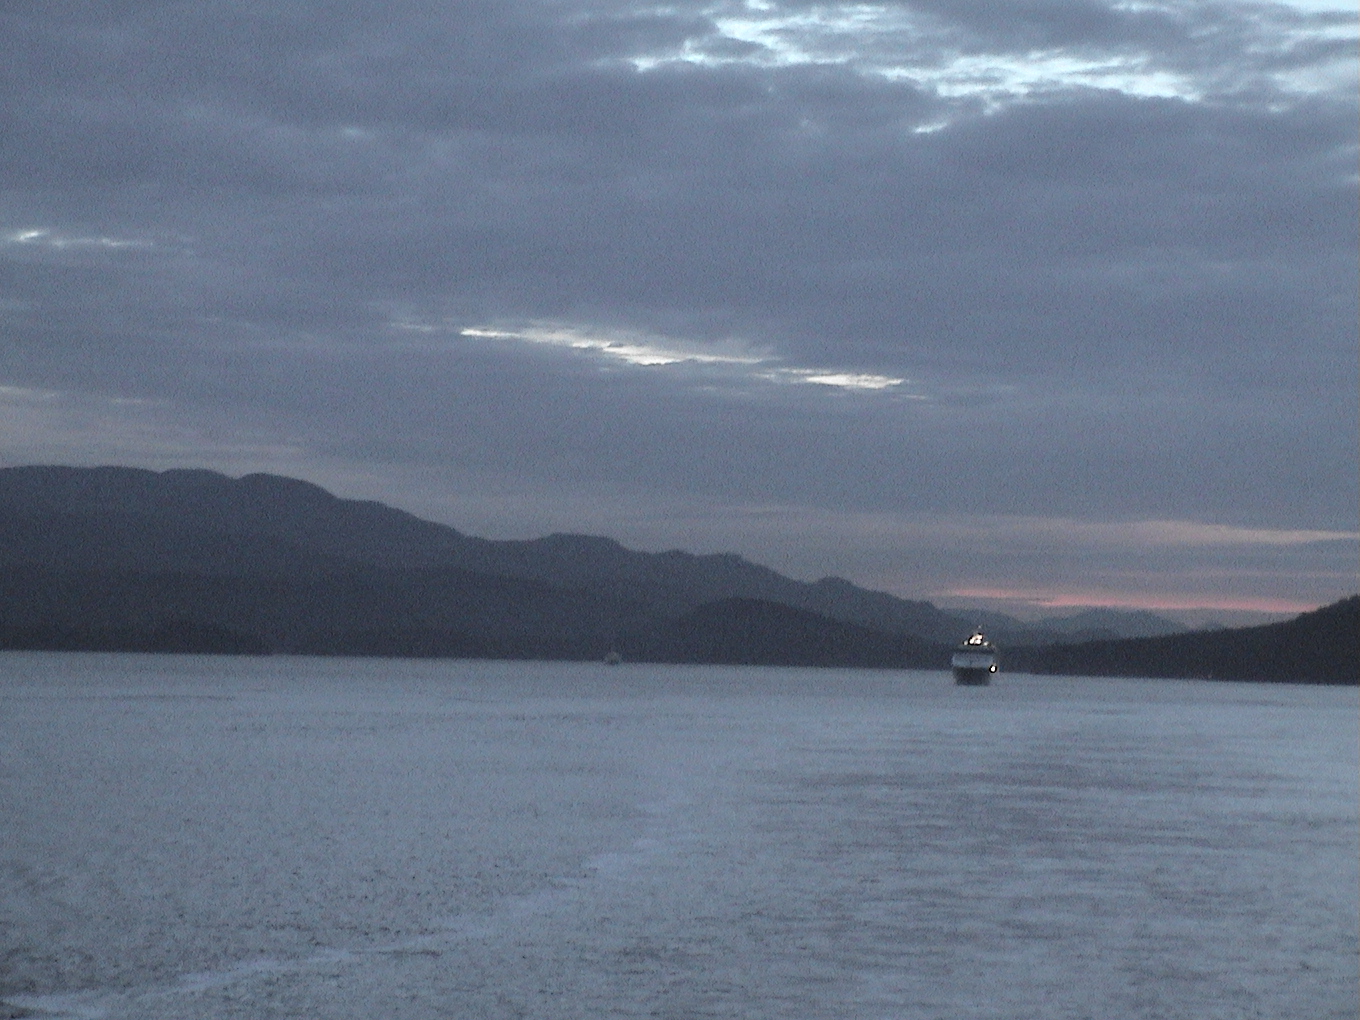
[1, 653, 1355, 1020]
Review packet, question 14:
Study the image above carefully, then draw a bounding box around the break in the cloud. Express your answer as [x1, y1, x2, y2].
[458, 323, 910, 390]
[676, 0, 1359, 105]
[3, 228, 157, 252]
[0, 0, 1355, 616]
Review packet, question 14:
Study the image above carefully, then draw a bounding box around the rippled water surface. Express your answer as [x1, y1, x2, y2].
[2, 654, 1356, 1019]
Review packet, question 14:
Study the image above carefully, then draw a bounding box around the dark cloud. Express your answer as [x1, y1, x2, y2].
[0, 0, 1354, 612]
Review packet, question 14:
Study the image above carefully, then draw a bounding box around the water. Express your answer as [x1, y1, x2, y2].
[1, 654, 1355, 1019]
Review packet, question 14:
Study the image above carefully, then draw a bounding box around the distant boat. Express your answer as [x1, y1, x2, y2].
[952, 630, 997, 685]
[604, 649, 622, 666]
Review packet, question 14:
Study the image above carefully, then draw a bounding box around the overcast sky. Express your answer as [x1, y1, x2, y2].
[2, 0, 1356, 621]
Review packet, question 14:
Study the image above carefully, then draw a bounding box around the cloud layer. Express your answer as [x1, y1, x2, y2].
[1, 0, 1355, 614]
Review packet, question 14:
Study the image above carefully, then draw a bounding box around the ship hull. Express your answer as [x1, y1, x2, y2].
[952, 665, 993, 686]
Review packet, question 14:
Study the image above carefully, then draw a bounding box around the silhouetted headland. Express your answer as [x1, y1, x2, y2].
[1, 466, 1353, 683]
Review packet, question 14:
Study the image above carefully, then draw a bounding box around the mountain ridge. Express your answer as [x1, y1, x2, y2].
[0, 465, 984, 642]
[2, 465, 1346, 682]
[1004, 597, 1358, 685]
[0, 465, 1193, 641]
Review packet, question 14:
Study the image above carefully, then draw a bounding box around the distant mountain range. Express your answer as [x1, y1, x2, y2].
[1006, 598, 1358, 684]
[0, 466, 1353, 683]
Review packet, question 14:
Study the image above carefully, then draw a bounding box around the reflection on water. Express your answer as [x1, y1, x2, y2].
[1, 654, 1356, 1019]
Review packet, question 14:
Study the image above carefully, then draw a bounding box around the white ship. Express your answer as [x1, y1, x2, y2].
[951, 630, 997, 685]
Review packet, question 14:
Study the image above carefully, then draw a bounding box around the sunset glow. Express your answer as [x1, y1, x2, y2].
[942, 587, 1323, 616]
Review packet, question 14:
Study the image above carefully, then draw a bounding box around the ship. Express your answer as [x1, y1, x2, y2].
[951, 630, 998, 685]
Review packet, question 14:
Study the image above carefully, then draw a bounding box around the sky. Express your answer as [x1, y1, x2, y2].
[1, 0, 1356, 624]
